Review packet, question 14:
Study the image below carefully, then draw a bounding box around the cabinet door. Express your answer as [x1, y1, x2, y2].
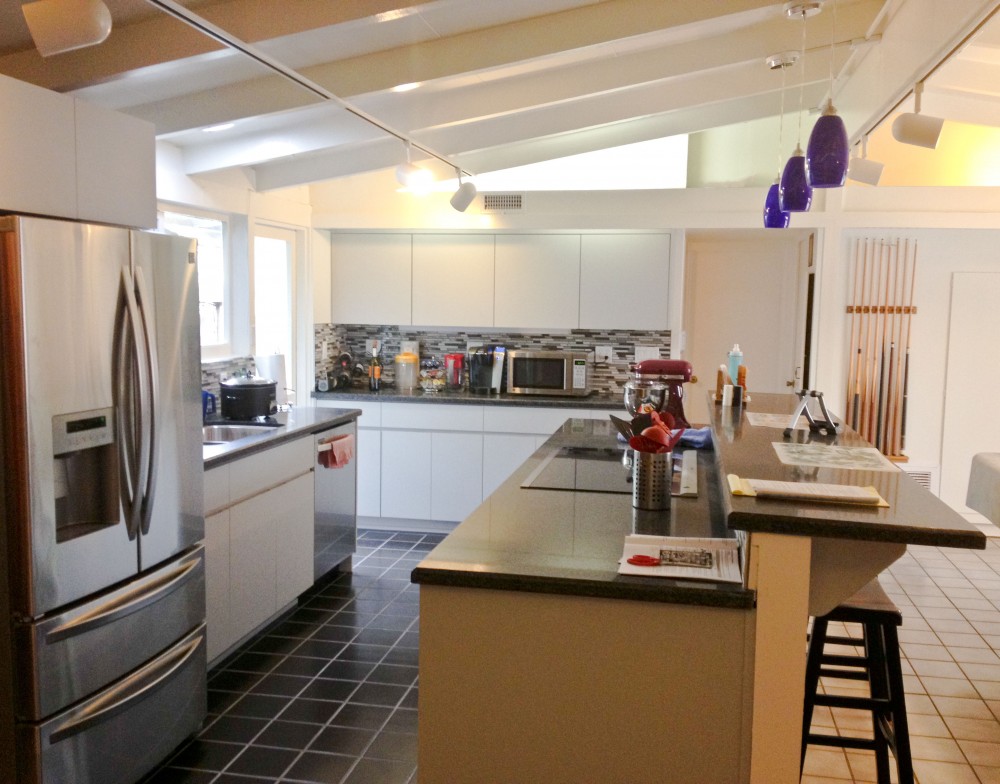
[412, 235, 495, 327]
[357, 428, 382, 518]
[494, 235, 580, 329]
[229, 490, 279, 642]
[431, 432, 484, 521]
[204, 509, 232, 662]
[0, 74, 76, 218]
[579, 234, 671, 329]
[482, 434, 541, 499]
[275, 473, 316, 608]
[381, 430, 432, 520]
[75, 98, 156, 228]
[330, 234, 412, 324]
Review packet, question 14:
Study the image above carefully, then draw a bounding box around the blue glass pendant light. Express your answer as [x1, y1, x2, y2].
[764, 181, 791, 228]
[780, 145, 812, 212]
[779, 2, 819, 213]
[806, 102, 849, 186]
[763, 51, 795, 228]
[805, 1, 849, 187]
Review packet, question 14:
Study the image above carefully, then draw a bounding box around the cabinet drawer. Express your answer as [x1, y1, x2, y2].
[317, 399, 381, 428]
[382, 402, 483, 432]
[483, 407, 578, 435]
[229, 438, 313, 504]
[204, 465, 231, 516]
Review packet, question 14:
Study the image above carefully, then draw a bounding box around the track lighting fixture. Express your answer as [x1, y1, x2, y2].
[847, 136, 884, 186]
[891, 82, 944, 149]
[805, 0, 849, 187]
[763, 51, 796, 229]
[22, 0, 112, 57]
[395, 142, 433, 192]
[779, 4, 814, 212]
[450, 169, 477, 212]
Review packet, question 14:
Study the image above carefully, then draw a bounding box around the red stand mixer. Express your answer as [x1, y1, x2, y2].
[624, 359, 693, 428]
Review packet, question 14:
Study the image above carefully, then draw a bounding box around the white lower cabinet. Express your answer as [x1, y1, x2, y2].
[356, 428, 382, 517]
[203, 437, 314, 663]
[482, 434, 545, 499]
[204, 509, 231, 662]
[381, 430, 432, 520]
[342, 400, 617, 526]
[432, 432, 485, 521]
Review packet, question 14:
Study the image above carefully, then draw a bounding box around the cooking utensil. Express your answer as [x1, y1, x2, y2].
[629, 434, 669, 454]
[220, 377, 277, 420]
[626, 554, 661, 567]
[608, 415, 633, 440]
[630, 412, 653, 435]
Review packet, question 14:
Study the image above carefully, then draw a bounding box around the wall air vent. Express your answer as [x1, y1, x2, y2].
[899, 464, 939, 495]
[483, 193, 524, 213]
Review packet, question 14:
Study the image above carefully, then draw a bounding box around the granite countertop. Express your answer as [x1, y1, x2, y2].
[715, 393, 986, 549]
[313, 387, 623, 410]
[203, 405, 361, 469]
[411, 418, 755, 610]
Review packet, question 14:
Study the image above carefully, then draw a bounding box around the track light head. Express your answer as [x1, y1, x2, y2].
[450, 180, 477, 212]
[22, 0, 112, 57]
[891, 112, 944, 149]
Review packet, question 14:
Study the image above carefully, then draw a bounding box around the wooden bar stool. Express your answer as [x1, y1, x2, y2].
[800, 578, 913, 784]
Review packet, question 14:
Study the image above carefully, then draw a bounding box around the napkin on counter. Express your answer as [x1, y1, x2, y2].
[616, 426, 712, 448]
[318, 433, 354, 469]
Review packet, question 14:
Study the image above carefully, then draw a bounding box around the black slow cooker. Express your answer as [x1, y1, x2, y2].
[220, 377, 277, 420]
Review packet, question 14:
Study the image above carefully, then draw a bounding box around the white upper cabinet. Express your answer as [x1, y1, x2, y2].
[330, 234, 412, 325]
[0, 75, 78, 219]
[494, 234, 581, 329]
[412, 234, 495, 327]
[579, 234, 671, 330]
[0, 74, 155, 227]
[75, 99, 156, 228]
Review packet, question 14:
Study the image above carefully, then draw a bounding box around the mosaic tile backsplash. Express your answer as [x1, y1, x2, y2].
[312, 324, 672, 394]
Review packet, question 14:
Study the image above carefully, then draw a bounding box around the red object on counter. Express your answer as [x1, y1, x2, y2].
[318, 433, 354, 468]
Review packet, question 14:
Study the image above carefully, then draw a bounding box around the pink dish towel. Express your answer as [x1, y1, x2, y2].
[318, 433, 354, 469]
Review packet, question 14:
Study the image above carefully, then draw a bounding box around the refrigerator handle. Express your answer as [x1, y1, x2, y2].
[113, 266, 151, 540]
[133, 266, 159, 536]
[43, 553, 201, 644]
[47, 630, 204, 744]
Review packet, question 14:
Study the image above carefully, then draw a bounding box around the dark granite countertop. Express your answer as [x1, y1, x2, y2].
[203, 406, 361, 469]
[715, 393, 986, 549]
[313, 387, 623, 410]
[411, 418, 755, 610]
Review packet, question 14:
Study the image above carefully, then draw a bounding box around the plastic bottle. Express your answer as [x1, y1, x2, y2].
[727, 344, 743, 386]
[368, 344, 382, 392]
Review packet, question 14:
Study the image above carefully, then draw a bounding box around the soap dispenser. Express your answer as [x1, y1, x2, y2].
[727, 344, 743, 386]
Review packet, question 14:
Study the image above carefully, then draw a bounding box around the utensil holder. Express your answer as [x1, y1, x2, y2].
[632, 450, 671, 510]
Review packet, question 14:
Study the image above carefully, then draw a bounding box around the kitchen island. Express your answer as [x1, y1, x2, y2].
[411, 394, 985, 784]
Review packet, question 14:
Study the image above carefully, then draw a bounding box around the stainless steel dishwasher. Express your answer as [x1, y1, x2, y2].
[314, 420, 358, 580]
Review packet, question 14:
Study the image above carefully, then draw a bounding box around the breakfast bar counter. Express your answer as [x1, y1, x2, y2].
[411, 394, 985, 784]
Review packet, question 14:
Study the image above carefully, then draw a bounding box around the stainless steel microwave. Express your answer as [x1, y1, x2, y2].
[506, 350, 590, 396]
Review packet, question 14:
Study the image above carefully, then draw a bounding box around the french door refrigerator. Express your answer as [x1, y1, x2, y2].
[0, 215, 206, 784]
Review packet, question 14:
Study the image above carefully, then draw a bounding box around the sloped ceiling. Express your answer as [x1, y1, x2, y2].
[1, 0, 998, 191]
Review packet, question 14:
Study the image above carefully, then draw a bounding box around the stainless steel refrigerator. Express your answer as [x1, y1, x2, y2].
[0, 215, 207, 784]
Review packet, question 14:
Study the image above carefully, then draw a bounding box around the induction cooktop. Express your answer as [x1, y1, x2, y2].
[521, 445, 697, 496]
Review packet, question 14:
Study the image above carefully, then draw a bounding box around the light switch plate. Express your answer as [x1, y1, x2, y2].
[595, 345, 613, 363]
[634, 346, 661, 362]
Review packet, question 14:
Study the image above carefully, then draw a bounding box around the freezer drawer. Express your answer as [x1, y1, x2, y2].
[14, 545, 205, 720]
[16, 623, 207, 784]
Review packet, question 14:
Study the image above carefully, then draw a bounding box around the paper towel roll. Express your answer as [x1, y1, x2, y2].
[254, 354, 288, 405]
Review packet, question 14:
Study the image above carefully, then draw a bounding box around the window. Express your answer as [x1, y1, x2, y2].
[158, 209, 230, 354]
[252, 224, 298, 403]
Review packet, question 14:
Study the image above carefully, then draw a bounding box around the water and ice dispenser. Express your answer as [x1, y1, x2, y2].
[51, 407, 119, 543]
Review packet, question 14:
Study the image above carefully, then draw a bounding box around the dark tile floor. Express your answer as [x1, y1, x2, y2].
[144, 529, 443, 784]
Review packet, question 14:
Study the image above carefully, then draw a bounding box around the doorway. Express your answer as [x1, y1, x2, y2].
[682, 230, 814, 423]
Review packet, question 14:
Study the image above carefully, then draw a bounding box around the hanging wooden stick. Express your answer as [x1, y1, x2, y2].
[900, 241, 917, 452]
[846, 238, 863, 425]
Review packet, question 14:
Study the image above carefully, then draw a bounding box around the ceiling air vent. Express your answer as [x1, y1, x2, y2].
[483, 193, 524, 213]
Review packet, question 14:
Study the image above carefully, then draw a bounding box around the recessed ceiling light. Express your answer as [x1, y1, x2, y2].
[203, 123, 235, 133]
[392, 83, 420, 93]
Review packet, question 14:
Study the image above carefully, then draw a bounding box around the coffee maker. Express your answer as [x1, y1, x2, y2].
[468, 345, 506, 393]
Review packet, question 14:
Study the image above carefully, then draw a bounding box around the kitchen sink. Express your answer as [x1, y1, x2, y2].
[202, 424, 280, 445]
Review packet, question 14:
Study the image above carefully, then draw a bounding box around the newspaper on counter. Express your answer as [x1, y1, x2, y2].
[618, 535, 743, 583]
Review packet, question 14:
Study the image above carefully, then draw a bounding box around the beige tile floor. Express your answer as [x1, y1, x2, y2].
[802, 534, 1000, 784]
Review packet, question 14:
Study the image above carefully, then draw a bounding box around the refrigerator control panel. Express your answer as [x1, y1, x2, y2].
[52, 407, 114, 455]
